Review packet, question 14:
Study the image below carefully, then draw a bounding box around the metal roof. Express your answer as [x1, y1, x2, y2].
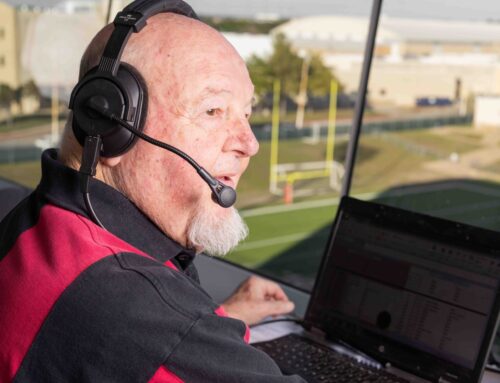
[274, 15, 500, 45]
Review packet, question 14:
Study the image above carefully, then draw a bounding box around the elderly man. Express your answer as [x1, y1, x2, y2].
[0, 2, 305, 382]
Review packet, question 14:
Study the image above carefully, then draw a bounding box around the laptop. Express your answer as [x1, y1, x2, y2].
[254, 197, 500, 383]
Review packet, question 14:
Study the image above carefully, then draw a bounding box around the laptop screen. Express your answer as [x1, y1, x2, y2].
[306, 197, 500, 382]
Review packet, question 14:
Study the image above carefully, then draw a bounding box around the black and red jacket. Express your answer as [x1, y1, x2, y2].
[0, 149, 304, 382]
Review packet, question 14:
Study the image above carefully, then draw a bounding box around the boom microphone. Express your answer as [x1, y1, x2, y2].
[86, 99, 237, 208]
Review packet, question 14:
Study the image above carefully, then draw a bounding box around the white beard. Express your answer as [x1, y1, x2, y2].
[187, 205, 248, 256]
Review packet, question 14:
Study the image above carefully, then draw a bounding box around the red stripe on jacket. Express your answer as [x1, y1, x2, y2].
[215, 305, 251, 343]
[148, 365, 185, 383]
[0, 205, 159, 382]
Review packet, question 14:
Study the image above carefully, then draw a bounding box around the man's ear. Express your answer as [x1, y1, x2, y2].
[100, 155, 123, 168]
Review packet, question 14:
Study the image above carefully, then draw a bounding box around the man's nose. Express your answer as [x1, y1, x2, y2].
[227, 118, 260, 158]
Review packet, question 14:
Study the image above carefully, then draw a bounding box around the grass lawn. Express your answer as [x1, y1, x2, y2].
[481, 159, 500, 174]
[0, 160, 41, 188]
[238, 125, 483, 208]
[227, 202, 337, 267]
[249, 108, 381, 125]
[393, 126, 481, 155]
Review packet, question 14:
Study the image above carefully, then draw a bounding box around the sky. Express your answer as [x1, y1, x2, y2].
[2, 0, 500, 21]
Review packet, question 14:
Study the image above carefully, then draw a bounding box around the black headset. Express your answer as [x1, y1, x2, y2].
[69, 0, 237, 227]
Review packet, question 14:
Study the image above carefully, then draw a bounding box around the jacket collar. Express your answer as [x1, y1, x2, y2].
[38, 149, 197, 269]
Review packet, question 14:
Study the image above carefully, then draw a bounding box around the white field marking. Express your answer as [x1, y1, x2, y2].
[240, 182, 455, 218]
[240, 198, 340, 218]
[237, 232, 311, 251]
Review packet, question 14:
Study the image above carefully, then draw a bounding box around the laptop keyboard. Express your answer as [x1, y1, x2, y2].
[253, 334, 410, 383]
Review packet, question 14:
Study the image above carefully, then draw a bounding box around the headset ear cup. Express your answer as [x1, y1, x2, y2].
[71, 63, 148, 158]
[71, 65, 126, 150]
[99, 63, 148, 157]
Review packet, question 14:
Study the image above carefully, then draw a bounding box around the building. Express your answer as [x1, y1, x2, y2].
[474, 95, 500, 129]
[273, 16, 500, 107]
[0, 2, 22, 90]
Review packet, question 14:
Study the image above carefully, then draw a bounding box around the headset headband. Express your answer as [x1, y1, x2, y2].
[98, 0, 198, 75]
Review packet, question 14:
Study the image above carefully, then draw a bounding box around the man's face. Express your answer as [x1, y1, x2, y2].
[116, 33, 259, 249]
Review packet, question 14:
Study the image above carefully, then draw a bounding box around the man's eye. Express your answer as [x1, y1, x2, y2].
[206, 108, 220, 116]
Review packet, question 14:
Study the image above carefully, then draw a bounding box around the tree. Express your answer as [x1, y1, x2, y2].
[246, 55, 275, 100]
[308, 54, 343, 96]
[247, 34, 341, 105]
[21, 80, 40, 99]
[11, 80, 41, 114]
[0, 83, 14, 108]
[247, 33, 302, 103]
[0, 84, 14, 127]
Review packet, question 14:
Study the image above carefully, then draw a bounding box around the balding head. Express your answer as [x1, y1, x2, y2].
[78, 14, 234, 77]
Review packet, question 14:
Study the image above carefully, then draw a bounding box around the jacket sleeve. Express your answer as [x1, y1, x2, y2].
[164, 312, 306, 382]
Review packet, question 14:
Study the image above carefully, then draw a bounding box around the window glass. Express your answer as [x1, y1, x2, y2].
[351, 0, 500, 236]
[0, 0, 107, 191]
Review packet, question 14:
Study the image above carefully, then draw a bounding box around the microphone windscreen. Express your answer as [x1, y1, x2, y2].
[218, 186, 237, 208]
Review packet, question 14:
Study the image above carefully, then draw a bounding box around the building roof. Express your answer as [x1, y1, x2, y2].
[274, 15, 500, 45]
[3, 0, 94, 8]
[223, 32, 272, 59]
[385, 17, 500, 44]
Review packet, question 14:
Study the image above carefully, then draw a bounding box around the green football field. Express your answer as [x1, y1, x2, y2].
[227, 179, 500, 290]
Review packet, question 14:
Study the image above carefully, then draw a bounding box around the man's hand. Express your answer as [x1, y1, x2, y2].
[221, 276, 295, 326]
